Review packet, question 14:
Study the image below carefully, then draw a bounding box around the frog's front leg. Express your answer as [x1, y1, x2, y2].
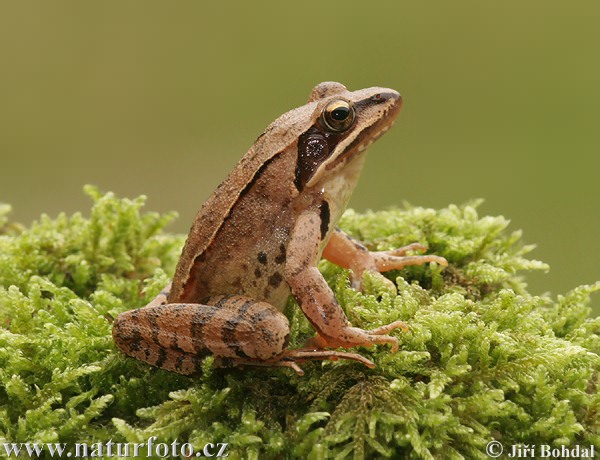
[285, 211, 408, 351]
[112, 291, 375, 375]
[323, 227, 448, 290]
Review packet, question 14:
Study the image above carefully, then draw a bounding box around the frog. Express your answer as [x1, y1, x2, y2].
[112, 82, 447, 375]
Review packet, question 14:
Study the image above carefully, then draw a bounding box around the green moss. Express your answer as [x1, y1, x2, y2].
[0, 188, 598, 459]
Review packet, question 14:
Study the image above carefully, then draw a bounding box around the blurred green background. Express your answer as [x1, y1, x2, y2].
[1, 1, 598, 315]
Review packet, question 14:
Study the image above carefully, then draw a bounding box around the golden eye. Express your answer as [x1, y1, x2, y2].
[321, 99, 355, 132]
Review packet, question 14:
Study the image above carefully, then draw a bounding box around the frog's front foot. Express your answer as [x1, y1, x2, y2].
[306, 320, 409, 353]
[322, 229, 448, 291]
[352, 243, 448, 290]
[370, 243, 448, 271]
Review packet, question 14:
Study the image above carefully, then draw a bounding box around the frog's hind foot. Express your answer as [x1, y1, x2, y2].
[214, 349, 375, 375]
[282, 348, 376, 374]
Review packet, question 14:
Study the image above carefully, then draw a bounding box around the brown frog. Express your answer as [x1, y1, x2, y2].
[113, 82, 447, 375]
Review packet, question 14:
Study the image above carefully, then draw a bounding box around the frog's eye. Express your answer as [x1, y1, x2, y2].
[321, 99, 355, 132]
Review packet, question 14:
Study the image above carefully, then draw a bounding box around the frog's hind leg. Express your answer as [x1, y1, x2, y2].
[114, 293, 380, 377]
[114, 295, 293, 375]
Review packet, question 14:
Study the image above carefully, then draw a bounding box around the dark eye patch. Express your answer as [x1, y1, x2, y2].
[294, 128, 328, 190]
[294, 126, 348, 191]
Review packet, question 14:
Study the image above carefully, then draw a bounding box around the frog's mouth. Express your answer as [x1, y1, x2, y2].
[351, 92, 402, 152]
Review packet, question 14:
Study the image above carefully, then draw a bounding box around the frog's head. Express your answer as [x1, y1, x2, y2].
[295, 82, 402, 191]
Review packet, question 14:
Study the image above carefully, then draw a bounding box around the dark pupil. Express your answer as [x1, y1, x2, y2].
[331, 106, 349, 121]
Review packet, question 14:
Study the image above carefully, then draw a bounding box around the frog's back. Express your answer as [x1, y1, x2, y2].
[169, 104, 316, 305]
